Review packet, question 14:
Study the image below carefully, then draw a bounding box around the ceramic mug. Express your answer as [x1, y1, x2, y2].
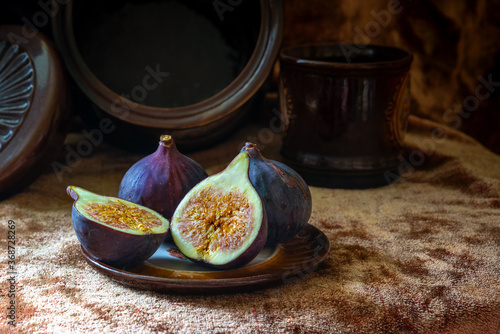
[279, 44, 413, 188]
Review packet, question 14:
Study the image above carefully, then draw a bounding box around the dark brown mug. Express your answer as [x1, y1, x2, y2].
[279, 44, 413, 188]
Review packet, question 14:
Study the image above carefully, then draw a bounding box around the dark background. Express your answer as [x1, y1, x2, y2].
[2, 0, 499, 154]
[281, 0, 500, 154]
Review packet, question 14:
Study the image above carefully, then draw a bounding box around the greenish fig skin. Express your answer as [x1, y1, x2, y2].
[240, 143, 312, 245]
[118, 135, 207, 241]
[170, 152, 267, 270]
[67, 186, 169, 270]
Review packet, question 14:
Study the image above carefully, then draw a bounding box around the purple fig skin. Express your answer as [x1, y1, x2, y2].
[241, 143, 312, 245]
[68, 187, 168, 270]
[118, 135, 207, 241]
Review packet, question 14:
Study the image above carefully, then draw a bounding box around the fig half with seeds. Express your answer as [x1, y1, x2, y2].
[67, 186, 169, 269]
[241, 143, 312, 245]
[170, 151, 267, 269]
[118, 135, 207, 241]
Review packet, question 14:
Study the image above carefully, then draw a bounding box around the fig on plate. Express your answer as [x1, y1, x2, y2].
[67, 186, 169, 269]
[170, 151, 267, 269]
[118, 135, 207, 240]
[240, 143, 312, 245]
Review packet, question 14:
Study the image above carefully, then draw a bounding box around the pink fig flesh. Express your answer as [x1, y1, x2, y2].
[170, 151, 267, 269]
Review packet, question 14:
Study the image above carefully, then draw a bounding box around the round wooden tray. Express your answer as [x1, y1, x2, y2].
[81, 224, 330, 294]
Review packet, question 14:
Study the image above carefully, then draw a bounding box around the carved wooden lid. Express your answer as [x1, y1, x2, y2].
[0, 25, 69, 199]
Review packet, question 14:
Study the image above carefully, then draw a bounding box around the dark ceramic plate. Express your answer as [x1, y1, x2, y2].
[81, 224, 330, 294]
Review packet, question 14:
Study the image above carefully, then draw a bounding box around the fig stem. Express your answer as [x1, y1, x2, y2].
[67, 186, 79, 201]
[245, 142, 257, 149]
[160, 135, 173, 147]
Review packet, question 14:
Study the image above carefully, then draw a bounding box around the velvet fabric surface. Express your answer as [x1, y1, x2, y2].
[1, 115, 499, 333]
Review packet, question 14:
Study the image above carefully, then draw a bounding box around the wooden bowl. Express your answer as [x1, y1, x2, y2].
[52, 0, 283, 152]
[0, 25, 69, 199]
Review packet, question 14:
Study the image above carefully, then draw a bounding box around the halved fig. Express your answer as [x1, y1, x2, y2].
[241, 143, 312, 245]
[170, 151, 267, 269]
[67, 186, 169, 269]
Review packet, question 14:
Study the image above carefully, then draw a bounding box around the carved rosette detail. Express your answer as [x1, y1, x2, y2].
[0, 40, 34, 152]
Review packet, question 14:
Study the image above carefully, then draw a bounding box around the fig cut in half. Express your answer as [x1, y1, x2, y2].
[67, 186, 169, 269]
[170, 151, 267, 269]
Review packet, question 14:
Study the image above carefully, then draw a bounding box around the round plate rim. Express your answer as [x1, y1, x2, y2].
[80, 224, 330, 294]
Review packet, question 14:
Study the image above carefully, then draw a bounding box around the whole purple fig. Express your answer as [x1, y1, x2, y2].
[240, 143, 312, 245]
[118, 135, 208, 240]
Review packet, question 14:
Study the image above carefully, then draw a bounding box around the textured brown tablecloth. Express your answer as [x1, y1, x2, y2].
[1, 115, 499, 333]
